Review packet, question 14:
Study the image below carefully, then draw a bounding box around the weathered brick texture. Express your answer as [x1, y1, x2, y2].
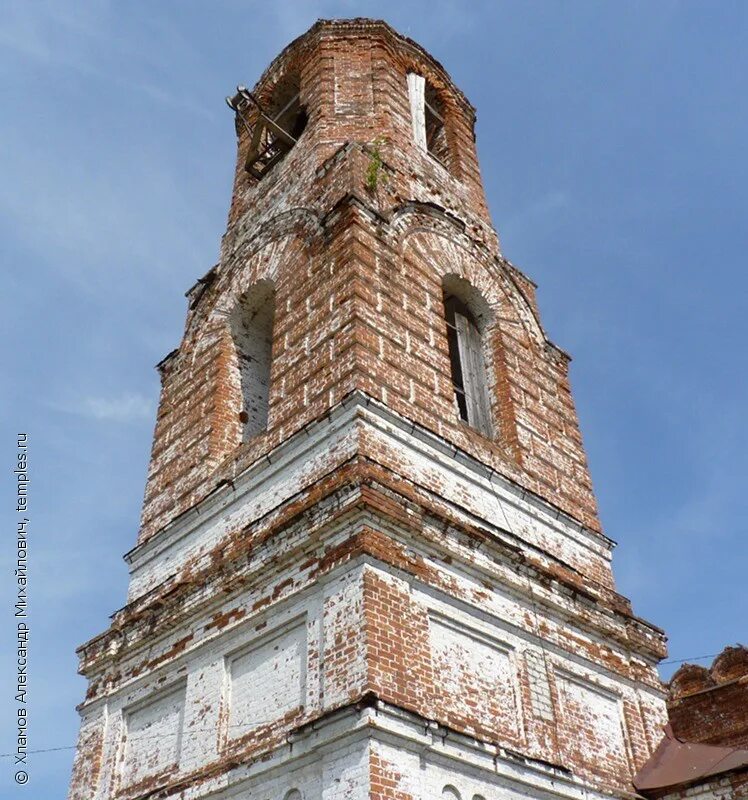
[69, 18, 670, 800]
[139, 18, 598, 546]
[667, 646, 748, 748]
[634, 647, 748, 800]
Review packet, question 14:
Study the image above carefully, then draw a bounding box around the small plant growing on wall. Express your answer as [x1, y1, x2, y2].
[365, 138, 388, 192]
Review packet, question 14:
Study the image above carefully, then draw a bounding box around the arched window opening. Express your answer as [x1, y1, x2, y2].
[230, 281, 275, 441]
[442, 786, 462, 800]
[227, 75, 308, 180]
[444, 292, 493, 437]
[284, 790, 302, 800]
[407, 73, 452, 169]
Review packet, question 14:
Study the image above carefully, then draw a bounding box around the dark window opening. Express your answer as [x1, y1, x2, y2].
[444, 294, 493, 436]
[227, 78, 307, 180]
[424, 83, 450, 166]
[407, 73, 453, 171]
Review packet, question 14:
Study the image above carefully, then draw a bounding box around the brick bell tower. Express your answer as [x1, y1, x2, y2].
[69, 19, 669, 800]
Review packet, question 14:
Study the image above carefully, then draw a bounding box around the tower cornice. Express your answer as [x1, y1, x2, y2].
[252, 18, 476, 121]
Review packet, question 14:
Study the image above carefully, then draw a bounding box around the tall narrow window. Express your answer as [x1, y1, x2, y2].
[407, 73, 451, 168]
[424, 82, 449, 165]
[444, 293, 493, 436]
[227, 75, 307, 180]
[231, 281, 275, 440]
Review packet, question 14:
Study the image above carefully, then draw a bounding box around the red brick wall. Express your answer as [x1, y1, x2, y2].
[139, 20, 599, 545]
[70, 21, 670, 800]
[668, 646, 748, 748]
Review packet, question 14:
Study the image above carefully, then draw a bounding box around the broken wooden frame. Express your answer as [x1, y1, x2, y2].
[226, 85, 307, 180]
[407, 73, 452, 170]
[444, 294, 493, 436]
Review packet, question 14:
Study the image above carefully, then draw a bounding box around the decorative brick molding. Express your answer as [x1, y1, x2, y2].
[69, 18, 669, 800]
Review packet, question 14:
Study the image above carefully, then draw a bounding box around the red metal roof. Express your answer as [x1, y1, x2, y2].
[634, 725, 748, 794]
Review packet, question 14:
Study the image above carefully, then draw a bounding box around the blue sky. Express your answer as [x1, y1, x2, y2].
[1, 1, 747, 796]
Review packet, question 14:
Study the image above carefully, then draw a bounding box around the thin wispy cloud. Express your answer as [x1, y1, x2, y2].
[51, 392, 155, 422]
[0, 1, 216, 116]
[84, 393, 154, 422]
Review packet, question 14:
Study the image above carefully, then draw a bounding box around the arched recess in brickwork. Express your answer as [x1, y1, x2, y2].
[283, 790, 302, 800]
[442, 272, 493, 330]
[200, 209, 323, 463]
[391, 204, 546, 346]
[216, 234, 312, 320]
[442, 786, 461, 800]
[229, 279, 276, 442]
[222, 207, 322, 281]
[392, 205, 544, 459]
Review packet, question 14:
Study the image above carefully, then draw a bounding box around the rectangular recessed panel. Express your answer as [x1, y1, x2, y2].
[430, 615, 519, 740]
[334, 51, 374, 115]
[123, 684, 185, 786]
[556, 672, 628, 774]
[228, 620, 306, 739]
